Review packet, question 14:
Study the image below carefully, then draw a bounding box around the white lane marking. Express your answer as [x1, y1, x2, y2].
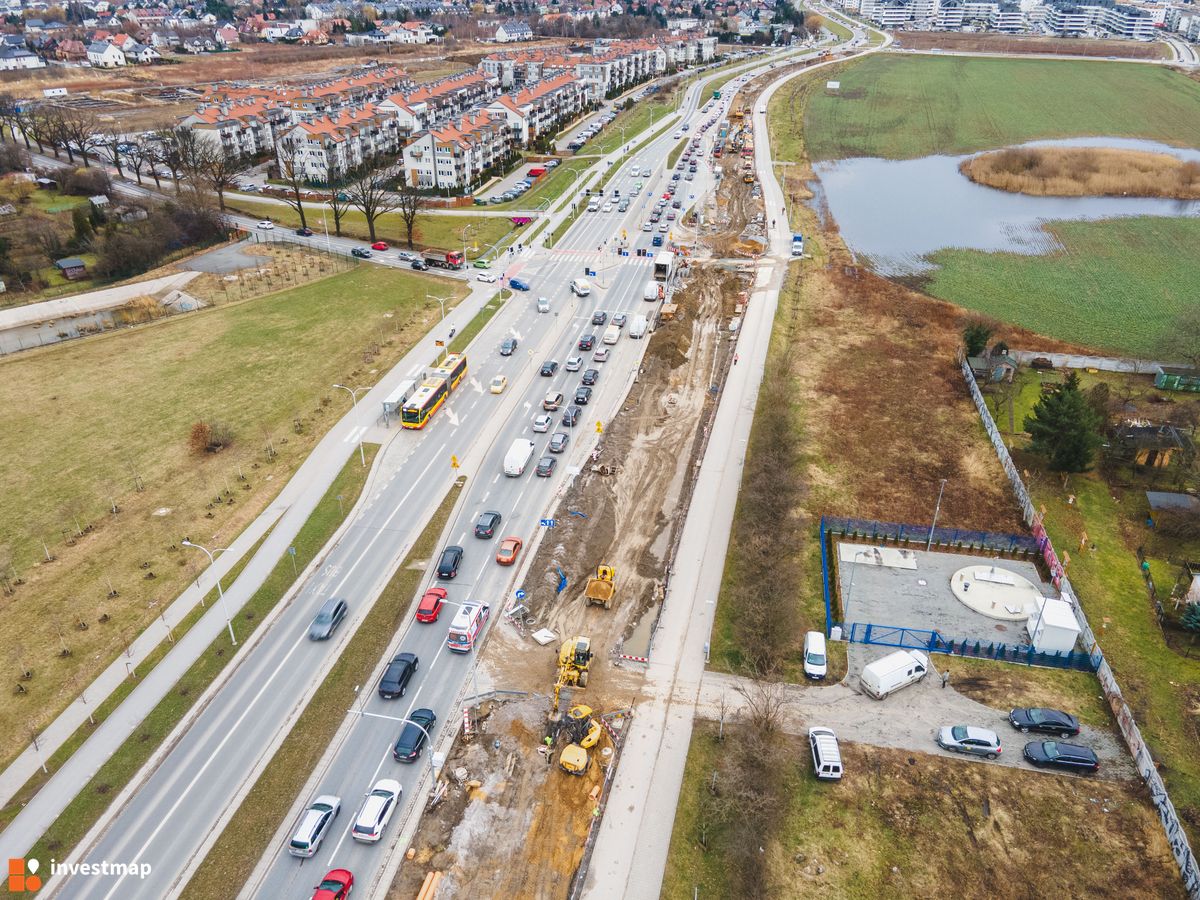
[343, 426, 368, 444]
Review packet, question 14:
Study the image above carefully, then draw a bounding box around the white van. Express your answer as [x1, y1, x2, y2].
[503, 439, 536, 477]
[537, 296, 551, 313]
[571, 278, 592, 297]
[586, 197, 600, 212]
[859, 649, 929, 700]
[803, 631, 827, 681]
[446, 602, 490, 653]
[628, 314, 648, 339]
[643, 281, 661, 302]
[808, 727, 843, 781]
[602, 324, 620, 345]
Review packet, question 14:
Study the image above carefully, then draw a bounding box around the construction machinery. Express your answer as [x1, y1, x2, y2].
[553, 635, 593, 710]
[558, 705, 604, 775]
[584, 565, 616, 609]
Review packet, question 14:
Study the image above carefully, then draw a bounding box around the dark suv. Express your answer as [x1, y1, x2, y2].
[436, 545, 463, 579]
[578, 334, 595, 351]
[378, 652, 419, 699]
[1009, 708, 1080, 737]
[591, 310, 608, 326]
[474, 511, 502, 539]
[393, 708, 437, 761]
[1023, 740, 1099, 773]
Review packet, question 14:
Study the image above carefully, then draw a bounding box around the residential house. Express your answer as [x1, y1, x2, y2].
[87, 41, 127, 66]
[55, 257, 88, 280]
[0, 48, 45, 70]
[125, 41, 161, 63]
[495, 19, 534, 42]
[53, 39, 89, 61]
[484, 70, 587, 144]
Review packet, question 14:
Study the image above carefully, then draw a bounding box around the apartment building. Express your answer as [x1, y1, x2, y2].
[401, 111, 512, 190]
[279, 105, 405, 181]
[482, 70, 588, 144]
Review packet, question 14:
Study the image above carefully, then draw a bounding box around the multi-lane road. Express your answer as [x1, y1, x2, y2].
[47, 49, 786, 900]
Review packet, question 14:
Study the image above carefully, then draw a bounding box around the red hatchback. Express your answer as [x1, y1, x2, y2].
[416, 587, 447, 623]
[371, 241, 389, 251]
[312, 869, 353, 900]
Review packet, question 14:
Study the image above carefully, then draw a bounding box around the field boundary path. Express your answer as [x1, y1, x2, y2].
[1007, 349, 1184, 373]
[0, 271, 201, 331]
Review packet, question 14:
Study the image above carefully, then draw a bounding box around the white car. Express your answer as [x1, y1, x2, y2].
[351, 779, 401, 843]
[602, 203, 613, 213]
[565, 355, 584, 371]
[533, 414, 553, 433]
[593, 347, 610, 363]
[642, 222, 653, 232]
[490, 375, 508, 394]
[257, 220, 274, 230]
[477, 272, 498, 283]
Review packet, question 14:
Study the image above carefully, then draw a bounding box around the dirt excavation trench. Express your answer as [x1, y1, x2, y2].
[388, 90, 769, 896]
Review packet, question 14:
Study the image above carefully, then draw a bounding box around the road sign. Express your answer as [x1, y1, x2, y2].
[515, 589, 527, 600]
[451, 454, 459, 469]
[595, 421, 603, 434]
[540, 518, 556, 528]
[288, 547, 297, 556]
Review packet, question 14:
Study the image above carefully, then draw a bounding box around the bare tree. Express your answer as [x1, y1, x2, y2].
[0, 93, 22, 144]
[1160, 307, 1200, 371]
[347, 162, 402, 242]
[52, 106, 100, 167]
[30, 107, 66, 159]
[95, 125, 126, 177]
[149, 123, 184, 191]
[273, 136, 310, 229]
[123, 135, 155, 186]
[732, 678, 790, 735]
[202, 146, 248, 211]
[326, 164, 352, 237]
[174, 126, 211, 188]
[395, 181, 426, 249]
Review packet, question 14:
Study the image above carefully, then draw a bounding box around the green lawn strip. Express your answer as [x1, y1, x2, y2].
[666, 139, 687, 170]
[804, 55, 1200, 161]
[939, 655, 1111, 727]
[227, 199, 512, 256]
[24, 447, 379, 864]
[448, 291, 509, 357]
[814, 7, 853, 41]
[179, 475, 464, 900]
[923, 216, 1200, 357]
[0, 530, 270, 833]
[590, 93, 678, 156]
[487, 158, 592, 211]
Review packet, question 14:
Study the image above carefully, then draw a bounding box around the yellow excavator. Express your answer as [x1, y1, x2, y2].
[559, 705, 604, 775]
[552, 636, 593, 711]
[584, 566, 616, 610]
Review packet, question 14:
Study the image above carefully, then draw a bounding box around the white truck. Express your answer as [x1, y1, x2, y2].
[652, 251, 675, 282]
[602, 324, 620, 345]
[503, 439, 536, 476]
[628, 314, 648, 339]
[859, 649, 929, 700]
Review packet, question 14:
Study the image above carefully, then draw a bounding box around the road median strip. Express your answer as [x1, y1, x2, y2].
[178, 477, 465, 899]
[23, 448, 379, 870]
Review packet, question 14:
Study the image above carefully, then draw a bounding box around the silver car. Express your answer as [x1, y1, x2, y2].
[308, 597, 348, 640]
[936, 725, 1002, 759]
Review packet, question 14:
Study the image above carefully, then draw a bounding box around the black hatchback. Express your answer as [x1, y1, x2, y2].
[1023, 740, 1099, 773]
[378, 652, 419, 699]
[393, 708, 437, 761]
[581, 369, 599, 386]
[574, 386, 592, 405]
[591, 310, 608, 326]
[1009, 707, 1080, 737]
[578, 334, 595, 351]
[474, 511, 502, 539]
[437, 545, 463, 579]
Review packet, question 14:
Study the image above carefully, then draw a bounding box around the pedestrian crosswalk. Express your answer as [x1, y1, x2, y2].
[545, 247, 656, 263]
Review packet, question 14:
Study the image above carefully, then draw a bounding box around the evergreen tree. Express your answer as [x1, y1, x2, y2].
[963, 318, 993, 357]
[1024, 372, 1103, 472]
[1182, 602, 1200, 637]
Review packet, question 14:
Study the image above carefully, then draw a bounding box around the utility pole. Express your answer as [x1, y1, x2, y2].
[926, 478, 948, 551]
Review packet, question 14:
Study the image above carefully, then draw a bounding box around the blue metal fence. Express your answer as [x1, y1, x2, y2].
[824, 515, 1039, 556]
[819, 517, 833, 637]
[838, 621, 1101, 673]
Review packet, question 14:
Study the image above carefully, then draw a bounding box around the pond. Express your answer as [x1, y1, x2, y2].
[813, 137, 1200, 275]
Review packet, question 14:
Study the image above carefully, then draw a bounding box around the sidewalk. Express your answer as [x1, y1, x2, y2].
[0, 271, 200, 331]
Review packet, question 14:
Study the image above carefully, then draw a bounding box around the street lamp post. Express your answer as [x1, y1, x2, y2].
[842, 549, 872, 622]
[926, 478, 948, 551]
[180, 540, 237, 646]
[333, 383, 368, 467]
[460, 223, 477, 265]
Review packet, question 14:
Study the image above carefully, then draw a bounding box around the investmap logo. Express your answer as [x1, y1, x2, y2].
[8, 857, 152, 892]
[7, 858, 41, 893]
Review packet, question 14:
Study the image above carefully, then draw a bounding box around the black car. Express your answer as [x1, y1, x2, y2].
[351, 247, 372, 259]
[1009, 708, 1081, 737]
[393, 708, 437, 762]
[378, 651, 419, 699]
[1023, 740, 1099, 773]
[591, 310, 608, 326]
[578, 334, 595, 351]
[474, 510, 502, 539]
[296, 227, 315, 237]
[540, 360, 559, 376]
[535, 456, 556, 477]
[562, 405, 581, 427]
[581, 369, 599, 386]
[411, 259, 428, 270]
[308, 597, 348, 640]
[574, 386, 593, 405]
[500, 337, 518, 356]
[436, 545, 463, 579]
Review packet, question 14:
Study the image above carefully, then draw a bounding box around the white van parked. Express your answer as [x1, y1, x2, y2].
[643, 281, 661, 302]
[859, 649, 929, 700]
[503, 439, 536, 477]
[628, 314, 648, 339]
[571, 278, 592, 297]
[602, 324, 620, 345]
[803, 631, 827, 681]
[808, 727, 843, 781]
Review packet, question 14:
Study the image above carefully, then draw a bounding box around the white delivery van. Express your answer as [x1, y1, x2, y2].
[629, 314, 648, 339]
[571, 278, 592, 297]
[586, 197, 600, 212]
[859, 649, 929, 700]
[503, 439, 536, 477]
[808, 727, 843, 781]
[643, 281, 661, 302]
[802, 631, 827, 681]
[602, 324, 620, 345]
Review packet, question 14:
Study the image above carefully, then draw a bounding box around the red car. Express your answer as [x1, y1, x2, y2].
[416, 587, 447, 622]
[495, 536, 523, 566]
[371, 241, 389, 251]
[312, 869, 353, 900]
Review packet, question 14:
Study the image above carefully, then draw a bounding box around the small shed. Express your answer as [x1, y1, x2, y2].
[88, 194, 110, 209]
[1028, 596, 1081, 654]
[54, 257, 88, 280]
[1156, 366, 1200, 394]
[35, 177, 57, 190]
[1110, 422, 1194, 469]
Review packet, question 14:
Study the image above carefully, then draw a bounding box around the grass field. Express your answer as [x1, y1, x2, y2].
[804, 55, 1200, 161]
[924, 216, 1200, 356]
[228, 199, 515, 258]
[23, 447, 378, 866]
[0, 264, 463, 768]
[664, 723, 1185, 899]
[488, 158, 591, 211]
[589, 88, 679, 156]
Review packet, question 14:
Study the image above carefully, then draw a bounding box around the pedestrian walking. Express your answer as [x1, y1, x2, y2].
[734, 354, 739, 365]
[941, 670, 950, 689]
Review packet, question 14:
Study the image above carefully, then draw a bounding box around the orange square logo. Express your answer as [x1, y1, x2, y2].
[7, 858, 42, 892]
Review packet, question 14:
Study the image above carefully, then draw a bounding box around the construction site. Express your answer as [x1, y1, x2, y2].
[386, 96, 766, 898]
